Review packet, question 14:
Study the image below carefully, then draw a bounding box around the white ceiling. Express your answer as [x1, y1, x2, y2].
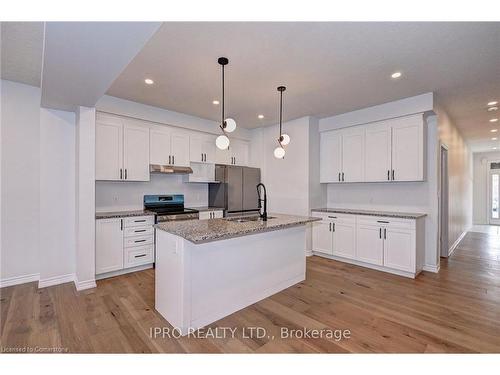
[2, 22, 499, 152]
[1, 22, 44, 87]
[107, 22, 500, 152]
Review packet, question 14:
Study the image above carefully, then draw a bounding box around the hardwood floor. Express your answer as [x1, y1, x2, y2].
[1, 230, 500, 353]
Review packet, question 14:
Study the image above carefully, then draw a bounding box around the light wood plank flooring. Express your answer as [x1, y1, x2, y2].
[1, 230, 500, 353]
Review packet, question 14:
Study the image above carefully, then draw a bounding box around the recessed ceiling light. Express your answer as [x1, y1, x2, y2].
[258, 114, 264, 119]
[488, 101, 498, 106]
[490, 118, 499, 123]
[488, 107, 498, 112]
[491, 129, 498, 133]
[212, 100, 220, 105]
[391, 71, 402, 79]
[492, 137, 498, 141]
[144, 78, 154, 85]
[494, 147, 498, 150]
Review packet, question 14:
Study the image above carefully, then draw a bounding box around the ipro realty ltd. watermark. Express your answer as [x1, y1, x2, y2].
[150, 326, 351, 341]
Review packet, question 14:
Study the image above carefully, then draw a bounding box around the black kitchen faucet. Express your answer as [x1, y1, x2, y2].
[256, 183, 267, 221]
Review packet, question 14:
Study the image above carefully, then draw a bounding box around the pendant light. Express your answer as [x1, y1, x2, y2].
[216, 57, 236, 150]
[274, 85, 290, 159]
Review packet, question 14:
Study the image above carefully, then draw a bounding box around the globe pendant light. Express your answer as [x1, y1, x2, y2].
[216, 57, 237, 150]
[274, 85, 290, 159]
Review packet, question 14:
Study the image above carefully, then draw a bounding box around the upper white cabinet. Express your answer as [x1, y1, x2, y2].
[190, 134, 216, 164]
[150, 126, 190, 167]
[96, 115, 150, 181]
[320, 113, 425, 183]
[215, 139, 249, 166]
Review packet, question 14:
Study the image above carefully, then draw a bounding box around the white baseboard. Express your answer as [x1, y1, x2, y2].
[95, 263, 153, 280]
[423, 264, 440, 273]
[448, 230, 467, 257]
[305, 250, 313, 257]
[0, 273, 40, 288]
[38, 273, 75, 288]
[74, 279, 97, 291]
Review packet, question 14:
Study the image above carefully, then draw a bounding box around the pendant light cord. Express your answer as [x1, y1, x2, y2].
[221, 64, 225, 129]
[279, 89, 283, 138]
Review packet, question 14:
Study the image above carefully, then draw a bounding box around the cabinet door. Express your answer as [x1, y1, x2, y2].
[212, 210, 224, 218]
[320, 130, 342, 183]
[342, 127, 365, 182]
[365, 122, 392, 182]
[332, 221, 356, 259]
[384, 227, 415, 272]
[171, 132, 190, 167]
[356, 224, 384, 265]
[95, 121, 123, 181]
[216, 146, 231, 165]
[202, 137, 216, 163]
[150, 128, 172, 165]
[96, 219, 123, 274]
[232, 140, 249, 166]
[123, 124, 150, 181]
[199, 211, 211, 220]
[189, 135, 204, 163]
[391, 116, 424, 181]
[312, 220, 333, 255]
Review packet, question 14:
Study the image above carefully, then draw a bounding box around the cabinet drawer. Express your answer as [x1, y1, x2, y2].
[124, 245, 154, 268]
[311, 211, 355, 223]
[124, 234, 153, 248]
[356, 215, 415, 229]
[124, 226, 153, 238]
[123, 216, 154, 228]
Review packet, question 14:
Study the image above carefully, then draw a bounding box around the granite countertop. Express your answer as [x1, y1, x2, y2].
[155, 213, 321, 244]
[189, 206, 225, 212]
[95, 210, 155, 219]
[311, 208, 426, 219]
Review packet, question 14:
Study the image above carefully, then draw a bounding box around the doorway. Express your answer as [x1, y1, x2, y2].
[488, 161, 500, 225]
[440, 145, 449, 257]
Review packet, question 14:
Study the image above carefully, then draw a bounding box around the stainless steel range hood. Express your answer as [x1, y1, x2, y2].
[150, 164, 193, 174]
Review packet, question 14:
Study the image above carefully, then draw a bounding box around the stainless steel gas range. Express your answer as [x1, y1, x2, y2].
[144, 195, 199, 222]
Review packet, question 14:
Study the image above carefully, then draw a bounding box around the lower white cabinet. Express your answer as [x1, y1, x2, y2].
[96, 215, 154, 277]
[312, 214, 356, 259]
[199, 210, 224, 220]
[311, 211, 424, 278]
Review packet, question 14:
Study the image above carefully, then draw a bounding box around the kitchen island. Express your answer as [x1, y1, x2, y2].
[154, 214, 320, 335]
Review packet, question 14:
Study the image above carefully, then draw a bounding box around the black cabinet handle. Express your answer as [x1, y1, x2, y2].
[328, 216, 337, 219]
[120, 168, 123, 180]
[377, 220, 389, 224]
[338, 172, 341, 182]
[134, 239, 146, 243]
[134, 254, 146, 258]
[125, 169, 127, 179]
[379, 228, 382, 239]
[134, 219, 146, 223]
[384, 228, 387, 239]
[135, 229, 146, 233]
[387, 170, 390, 180]
[392, 169, 395, 180]
[342, 172, 345, 181]
[120, 219, 123, 231]
[332, 223, 335, 232]
[169, 155, 171, 164]
[172, 155, 175, 164]
[329, 222, 332, 231]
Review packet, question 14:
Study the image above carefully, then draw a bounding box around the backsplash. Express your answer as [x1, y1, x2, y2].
[95, 174, 208, 212]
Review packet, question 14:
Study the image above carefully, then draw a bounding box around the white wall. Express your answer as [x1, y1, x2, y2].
[436, 108, 473, 251]
[96, 174, 208, 211]
[39, 108, 76, 286]
[1, 80, 41, 286]
[472, 151, 500, 224]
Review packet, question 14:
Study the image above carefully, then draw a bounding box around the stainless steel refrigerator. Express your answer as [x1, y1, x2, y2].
[209, 165, 261, 216]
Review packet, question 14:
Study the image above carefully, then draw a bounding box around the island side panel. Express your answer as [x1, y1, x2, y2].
[187, 225, 307, 331]
[155, 230, 191, 334]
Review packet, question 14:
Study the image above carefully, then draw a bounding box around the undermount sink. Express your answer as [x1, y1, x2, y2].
[226, 216, 276, 223]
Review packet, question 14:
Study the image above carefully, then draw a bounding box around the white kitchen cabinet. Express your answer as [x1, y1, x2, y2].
[365, 121, 392, 182]
[320, 130, 342, 183]
[332, 220, 356, 259]
[390, 116, 424, 182]
[341, 127, 365, 182]
[190, 135, 216, 164]
[215, 139, 249, 166]
[312, 220, 334, 255]
[95, 118, 123, 181]
[96, 215, 155, 278]
[123, 124, 150, 181]
[320, 113, 425, 184]
[150, 127, 190, 167]
[170, 132, 190, 167]
[95, 115, 150, 182]
[383, 227, 415, 272]
[96, 218, 124, 274]
[356, 223, 384, 266]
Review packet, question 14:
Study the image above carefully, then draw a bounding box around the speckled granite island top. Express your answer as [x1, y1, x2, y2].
[312, 208, 426, 219]
[154, 213, 321, 244]
[95, 210, 155, 219]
